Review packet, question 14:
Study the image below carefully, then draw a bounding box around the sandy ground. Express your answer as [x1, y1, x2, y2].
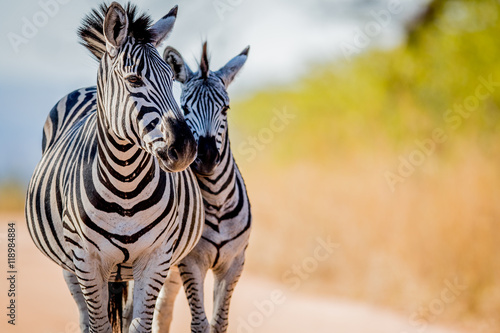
[0, 215, 463, 333]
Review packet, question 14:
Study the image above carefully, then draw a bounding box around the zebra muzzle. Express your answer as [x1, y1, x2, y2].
[155, 120, 197, 172]
[192, 135, 221, 176]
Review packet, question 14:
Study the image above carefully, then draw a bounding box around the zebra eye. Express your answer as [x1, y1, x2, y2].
[125, 75, 144, 87]
[221, 105, 230, 115]
[182, 105, 190, 115]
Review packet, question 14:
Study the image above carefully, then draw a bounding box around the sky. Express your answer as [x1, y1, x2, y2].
[0, 0, 427, 182]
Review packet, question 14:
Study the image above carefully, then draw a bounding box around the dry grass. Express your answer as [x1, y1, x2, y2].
[5, 137, 499, 331]
[0, 181, 25, 213]
[240, 138, 500, 331]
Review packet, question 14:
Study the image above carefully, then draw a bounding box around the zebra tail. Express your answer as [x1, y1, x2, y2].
[108, 281, 128, 333]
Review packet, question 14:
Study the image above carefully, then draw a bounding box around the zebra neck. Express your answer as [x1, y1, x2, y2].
[196, 133, 237, 208]
[95, 115, 158, 194]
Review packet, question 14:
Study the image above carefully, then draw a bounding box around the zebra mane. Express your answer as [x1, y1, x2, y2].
[200, 41, 210, 80]
[78, 2, 154, 61]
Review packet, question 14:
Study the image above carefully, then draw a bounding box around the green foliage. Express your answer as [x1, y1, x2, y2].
[234, 4, 500, 328]
[231, 0, 500, 163]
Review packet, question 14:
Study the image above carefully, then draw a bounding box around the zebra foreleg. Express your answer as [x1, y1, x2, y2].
[152, 266, 182, 333]
[74, 261, 113, 333]
[210, 253, 245, 333]
[129, 255, 172, 333]
[178, 259, 210, 333]
[63, 269, 90, 333]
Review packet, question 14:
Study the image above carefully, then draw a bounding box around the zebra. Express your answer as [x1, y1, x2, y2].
[152, 42, 252, 333]
[25, 3, 205, 333]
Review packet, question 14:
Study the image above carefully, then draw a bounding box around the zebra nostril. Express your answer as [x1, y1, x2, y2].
[168, 146, 179, 162]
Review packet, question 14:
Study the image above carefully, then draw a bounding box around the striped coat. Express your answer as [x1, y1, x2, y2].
[153, 43, 252, 333]
[25, 3, 204, 333]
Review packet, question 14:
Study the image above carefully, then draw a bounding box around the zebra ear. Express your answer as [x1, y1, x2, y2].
[215, 46, 250, 87]
[103, 2, 129, 57]
[150, 6, 178, 47]
[163, 46, 193, 83]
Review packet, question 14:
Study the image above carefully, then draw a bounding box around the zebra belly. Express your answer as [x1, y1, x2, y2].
[26, 161, 75, 271]
[26, 209, 75, 272]
[109, 264, 134, 281]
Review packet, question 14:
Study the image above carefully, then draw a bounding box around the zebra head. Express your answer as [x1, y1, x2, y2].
[163, 42, 249, 176]
[79, 2, 196, 172]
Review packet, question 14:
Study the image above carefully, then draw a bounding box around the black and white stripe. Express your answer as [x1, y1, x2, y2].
[154, 42, 252, 333]
[26, 3, 204, 333]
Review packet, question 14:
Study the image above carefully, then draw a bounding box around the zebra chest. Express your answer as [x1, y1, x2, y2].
[202, 210, 244, 242]
[67, 204, 180, 263]
[67, 167, 181, 254]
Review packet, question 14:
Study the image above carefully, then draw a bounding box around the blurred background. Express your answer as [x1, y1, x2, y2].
[1, 0, 499, 332]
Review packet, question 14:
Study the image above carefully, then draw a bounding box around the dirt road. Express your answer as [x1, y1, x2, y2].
[0, 216, 462, 333]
